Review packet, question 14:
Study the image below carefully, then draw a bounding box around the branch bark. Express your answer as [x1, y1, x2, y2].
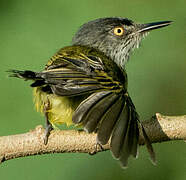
[0, 113, 186, 164]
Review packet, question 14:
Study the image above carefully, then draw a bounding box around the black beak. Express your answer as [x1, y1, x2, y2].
[138, 21, 172, 33]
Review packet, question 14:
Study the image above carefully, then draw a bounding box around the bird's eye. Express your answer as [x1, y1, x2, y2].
[113, 27, 125, 36]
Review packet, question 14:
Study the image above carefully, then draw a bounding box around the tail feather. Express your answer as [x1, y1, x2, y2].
[8, 70, 38, 80]
[8, 70, 46, 87]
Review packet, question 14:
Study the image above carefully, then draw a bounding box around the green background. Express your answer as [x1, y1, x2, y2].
[0, 0, 186, 179]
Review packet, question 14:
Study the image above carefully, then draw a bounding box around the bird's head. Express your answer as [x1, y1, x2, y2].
[72, 17, 172, 69]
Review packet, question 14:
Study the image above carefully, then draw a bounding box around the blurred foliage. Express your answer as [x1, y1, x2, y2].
[0, 0, 186, 179]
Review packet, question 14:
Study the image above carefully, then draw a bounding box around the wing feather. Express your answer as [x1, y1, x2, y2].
[97, 96, 123, 145]
[36, 55, 122, 96]
[83, 93, 120, 133]
[110, 100, 129, 159]
[72, 91, 111, 124]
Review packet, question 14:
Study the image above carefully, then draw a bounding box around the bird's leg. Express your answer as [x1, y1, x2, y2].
[95, 142, 105, 152]
[89, 141, 105, 155]
[43, 98, 53, 145]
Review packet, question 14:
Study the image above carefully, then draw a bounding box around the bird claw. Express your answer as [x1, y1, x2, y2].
[89, 142, 104, 155]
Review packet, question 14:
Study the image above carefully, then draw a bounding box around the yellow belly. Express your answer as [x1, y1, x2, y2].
[33, 87, 84, 127]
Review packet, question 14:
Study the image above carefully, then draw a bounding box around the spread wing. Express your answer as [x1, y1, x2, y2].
[41, 53, 155, 167]
[9, 49, 155, 167]
[40, 54, 126, 97]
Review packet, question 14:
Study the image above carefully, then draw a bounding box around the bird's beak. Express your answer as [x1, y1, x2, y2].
[137, 21, 172, 33]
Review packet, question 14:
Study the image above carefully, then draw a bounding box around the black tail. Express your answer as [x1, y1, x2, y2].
[8, 70, 46, 87]
[8, 70, 37, 79]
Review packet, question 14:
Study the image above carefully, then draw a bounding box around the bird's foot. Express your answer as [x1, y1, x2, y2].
[89, 142, 104, 155]
[44, 123, 53, 145]
[43, 98, 53, 145]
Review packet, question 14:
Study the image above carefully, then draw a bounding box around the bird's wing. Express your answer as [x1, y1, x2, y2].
[40, 54, 125, 96]
[41, 53, 155, 167]
[9, 49, 155, 167]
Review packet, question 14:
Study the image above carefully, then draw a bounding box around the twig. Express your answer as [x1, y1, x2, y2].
[0, 113, 186, 164]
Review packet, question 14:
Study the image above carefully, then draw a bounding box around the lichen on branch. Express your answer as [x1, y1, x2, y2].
[0, 113, 186, 163]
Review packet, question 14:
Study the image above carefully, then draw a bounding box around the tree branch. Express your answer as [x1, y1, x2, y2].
[0, 113, 186, 164]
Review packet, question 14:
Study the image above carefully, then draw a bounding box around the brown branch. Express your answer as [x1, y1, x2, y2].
[0, 113, 186, 164]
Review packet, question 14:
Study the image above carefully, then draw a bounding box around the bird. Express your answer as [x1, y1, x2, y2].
[9, 17, 172, 167]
